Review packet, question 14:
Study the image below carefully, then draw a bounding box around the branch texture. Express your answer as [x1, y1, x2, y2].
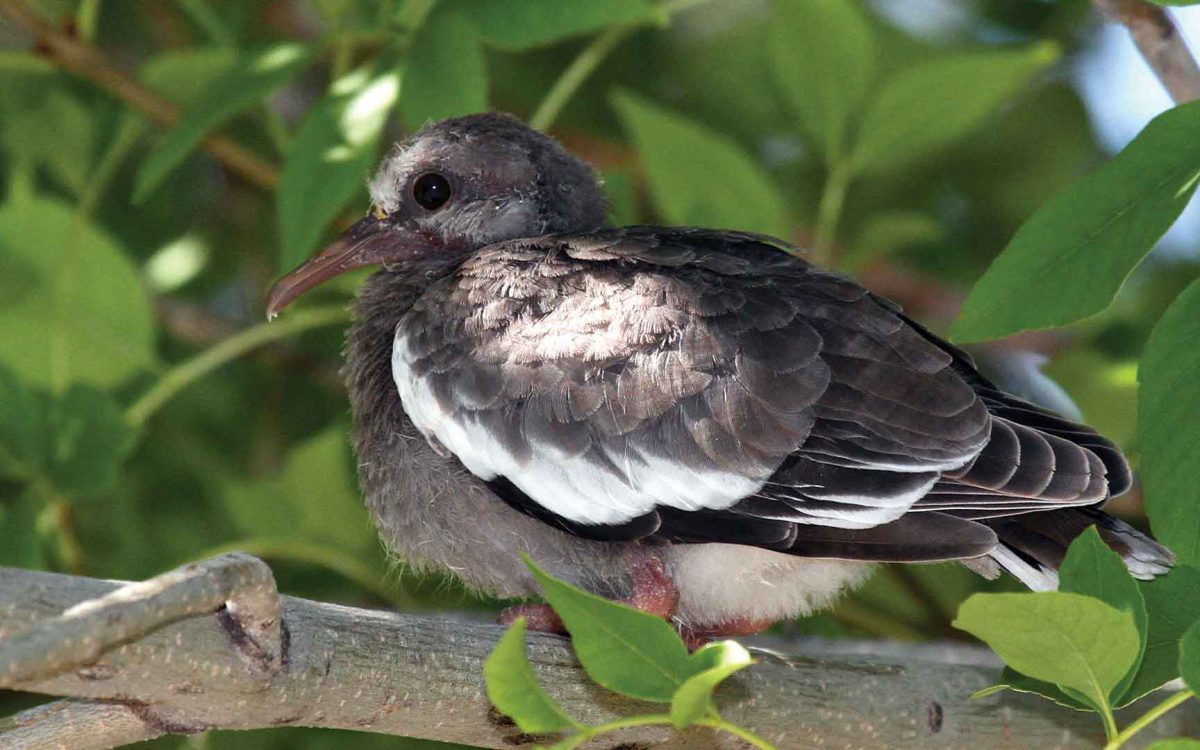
[1092, 0, 1200, 103]
[2, 559, 1198, 750]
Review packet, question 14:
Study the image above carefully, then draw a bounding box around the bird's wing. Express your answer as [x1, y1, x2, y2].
[392, 227, 1108, 562]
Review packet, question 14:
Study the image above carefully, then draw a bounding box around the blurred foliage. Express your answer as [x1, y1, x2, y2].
[2, 0, 1199, 747]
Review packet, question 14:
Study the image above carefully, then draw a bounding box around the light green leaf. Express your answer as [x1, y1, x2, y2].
[484, 619, 580, 734]
[670, 641, 753, 728]
[952, 100, 1200, 343]
[467, 0, 659, 50]
[1181, 621, 1200, 694]
[851, 44, 1057, 177]
[139, 48, 239, 103]
[524, 555, 697, 702]
[1146, 741, 1200, 750]
[1126, 566, 1200, 704]
[769, 0, 874, 162]
[224, 428, 376, 557]
[1140, 279, 1200, 568]
[1060, 527, 1147, 702]
[133, 43, 312, 202]
[278, 59, 402, 270]
[954, 591, 1140, 714]
[611, 91, 788, 237]
[41, 385, 134, 498]
[0, 90, 93, 194]
[400, 6, 486, 130]
[0, 195, 156, 388]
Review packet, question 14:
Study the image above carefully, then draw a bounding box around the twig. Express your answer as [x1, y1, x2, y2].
[2, 558, 1198, 749]
[0, 553, 281, 686]
[125, 304, 348, 426]
[1092, 0, 1200, 104]
[0, 700, 166, 750]
[0, 0, 280, 189]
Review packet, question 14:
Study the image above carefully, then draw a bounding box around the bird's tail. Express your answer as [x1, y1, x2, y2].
[966, 506, 1174, 591]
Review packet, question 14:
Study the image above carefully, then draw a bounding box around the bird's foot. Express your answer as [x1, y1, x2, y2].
[498, 603, 565, 634]
[496, 556, 679, 635]
[680, 616, 774, 650]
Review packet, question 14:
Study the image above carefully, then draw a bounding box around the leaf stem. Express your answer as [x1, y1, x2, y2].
[530, 25, 634, 132]
[1103, 689, 1195, 750]
[698, 717, 778, 750]
[125, 304, 348, 427]
[812, 160, 851, 267]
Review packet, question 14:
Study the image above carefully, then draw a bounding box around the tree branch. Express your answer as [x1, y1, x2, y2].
[3, 558, 1199, 749]
[0, 0, 280, 189]
[1092, 0, 1200, 104]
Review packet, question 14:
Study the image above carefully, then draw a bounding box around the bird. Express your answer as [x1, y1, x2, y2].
[267, 112, 1173, 642]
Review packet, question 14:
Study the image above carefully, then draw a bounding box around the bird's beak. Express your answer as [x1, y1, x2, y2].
[266, 215, 429, 319]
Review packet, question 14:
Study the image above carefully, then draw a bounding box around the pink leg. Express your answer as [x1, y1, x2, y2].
[498, 555, 679, 634]
[680, 616, 774, 650]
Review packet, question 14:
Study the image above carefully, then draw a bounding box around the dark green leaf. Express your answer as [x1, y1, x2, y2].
[952, 100, 1200, 342]
[981, 669, 1087, 711]
[0, 491, 45, 568]
[224, 428, 377, 557]
[0, 194, 156, 387]
[467, 0, 659, 50]
[611, 90, 788, 237]
[1125, 566, 1200, 704]
[0, 365, 40, 480]
[954, 591, 1140, 713]
[1140, 278, 1200, 568]
[278, 59, 401, 270]
[524, 555, 697, 702]
[851, 44, 1057, 177]
[40, 385, 134, 497]
[484, 619, 579, 734]
[400, 7, 486, 130]
[1060, 527, 1148, 702]
[769, 0, 874, 162]
[670, 640, 753, 728]
[133, 43, 312, 202]
[1181, 620, 1200, 694]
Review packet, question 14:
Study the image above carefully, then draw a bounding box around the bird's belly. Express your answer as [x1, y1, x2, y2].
[664, 544, 873, 628]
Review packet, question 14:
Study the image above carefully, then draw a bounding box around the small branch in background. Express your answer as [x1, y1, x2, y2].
[0, 699, 166, 750]
[1092, 0, 1200, 104]
[0, 0, 280, 189]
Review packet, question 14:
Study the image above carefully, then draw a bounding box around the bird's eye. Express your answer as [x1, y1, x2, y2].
[412, 173, 452, 211]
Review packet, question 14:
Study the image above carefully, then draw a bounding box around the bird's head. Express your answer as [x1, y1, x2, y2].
[266, 112, 607, 318]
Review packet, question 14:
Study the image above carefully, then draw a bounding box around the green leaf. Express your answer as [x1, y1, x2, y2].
[611, 90, 788, 237]
[954, 591, 1140, 714]
[0, 194, 156, 388]
[1146, 742, 1200, 750]
[982, 669, 1087, 711]
[400, 7, 486, 131]
[1181, 620, 1200, 694]
[768, 0, 874, 162]
[670, 641, 753, 728]
[224, 428, 377, 557]
[466, 0, 659, 50]
[1140, 278, 1200, 568]
[0, 365, 40, 479]
[278, 59, 402, 270]
[952, 100, 1200, 343]
[1060, 527, 1148, 702]
[1125, 566, 1200, 704]
[133, 43, 312, 202]
[0, 491, 45, 568]
[0, 90, 93, 194]
[41, 385, 134, 497]
[484, 619, 580, 734]
[850, 44, 1057, 177]
[524, 555, 697, 702]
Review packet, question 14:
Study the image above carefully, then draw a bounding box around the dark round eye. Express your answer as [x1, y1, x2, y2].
[412, 173, 452, 210]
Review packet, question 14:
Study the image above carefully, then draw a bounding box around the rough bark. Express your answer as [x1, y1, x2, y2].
[1, 558, 1197, 750]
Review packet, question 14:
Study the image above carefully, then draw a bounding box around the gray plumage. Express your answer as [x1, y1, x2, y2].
[273, 112, 1172, 630]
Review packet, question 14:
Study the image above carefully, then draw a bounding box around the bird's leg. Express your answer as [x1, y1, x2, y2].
[497, 555, 679, 635]
[679, 616, 774, 650]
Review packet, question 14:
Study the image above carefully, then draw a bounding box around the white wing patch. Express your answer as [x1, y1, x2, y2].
[393, 328, 761, 526]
